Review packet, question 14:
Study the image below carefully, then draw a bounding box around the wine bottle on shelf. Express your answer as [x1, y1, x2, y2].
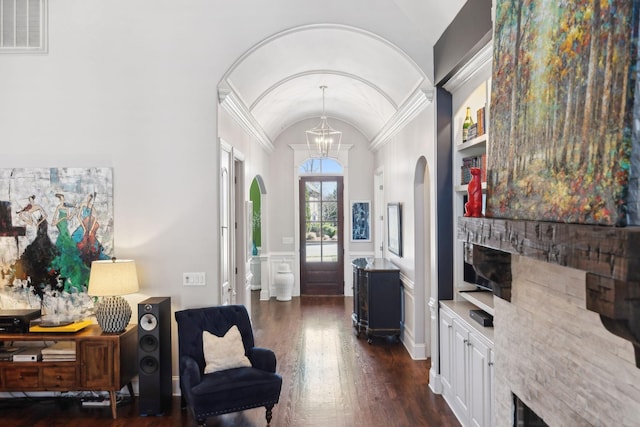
[462, 106, 473, 142]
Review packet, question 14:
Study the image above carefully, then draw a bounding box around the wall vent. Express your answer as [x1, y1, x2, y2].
[1, 0, 47, 53]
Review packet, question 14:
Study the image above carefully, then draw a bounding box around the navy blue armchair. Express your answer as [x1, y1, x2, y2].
[174, 305, 282, 426]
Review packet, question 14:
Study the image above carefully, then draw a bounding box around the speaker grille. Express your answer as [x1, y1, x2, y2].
[139, 335, 158, 352]
[140, 355, 159, 374]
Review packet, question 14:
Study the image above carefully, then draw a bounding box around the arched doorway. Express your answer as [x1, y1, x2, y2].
[217, 24, 433, 320]
[249, 175, 270, 300]
[412, 156, 432, 359]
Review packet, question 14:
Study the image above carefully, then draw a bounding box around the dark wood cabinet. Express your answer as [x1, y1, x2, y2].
[0, 324, 137, 419]
[352, 258, 401, 343]
[81, 339, 116, 388]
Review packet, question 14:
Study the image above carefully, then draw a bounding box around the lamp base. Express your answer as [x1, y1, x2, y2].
[95, 296, 132, 333]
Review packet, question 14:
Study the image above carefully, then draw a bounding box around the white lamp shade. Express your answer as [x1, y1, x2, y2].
[88, 259, 139, 296]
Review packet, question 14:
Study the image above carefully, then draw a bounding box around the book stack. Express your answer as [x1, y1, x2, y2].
[461, 157, 473, 184]
[41, 341, 76, 362]
[461, 155, 487, 184]
[467, 123, 478, 140]
[476, 106, 486, 137]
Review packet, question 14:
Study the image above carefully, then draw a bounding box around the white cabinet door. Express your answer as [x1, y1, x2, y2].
[439, 303, 494, 427]
[452, 318, 470, 421]
[439, 309, 455, 399]
[489, 348, 495, 427]
[469, 333, 492, 427]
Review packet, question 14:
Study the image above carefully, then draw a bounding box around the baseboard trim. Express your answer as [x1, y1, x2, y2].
[400, 331, 428, 360]
[429, 368, 442, 394]
[127, 376, 182, 396]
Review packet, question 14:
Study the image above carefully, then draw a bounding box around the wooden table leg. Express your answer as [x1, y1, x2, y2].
[109, 390, 117, 419]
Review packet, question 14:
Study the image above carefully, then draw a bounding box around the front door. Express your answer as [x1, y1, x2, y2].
[299, 176, 344, 295]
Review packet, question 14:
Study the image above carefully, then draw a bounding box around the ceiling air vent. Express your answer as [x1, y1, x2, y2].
[1, 0, 47, 53]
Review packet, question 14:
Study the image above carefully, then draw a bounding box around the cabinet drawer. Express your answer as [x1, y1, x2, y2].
[42, 366, 77, 388]
[5, 366, 40, 388]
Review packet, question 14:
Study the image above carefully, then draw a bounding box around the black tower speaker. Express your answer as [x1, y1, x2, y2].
[138, 296, 172, 416]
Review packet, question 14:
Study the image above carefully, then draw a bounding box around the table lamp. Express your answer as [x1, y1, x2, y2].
[88, 257, 139, 333]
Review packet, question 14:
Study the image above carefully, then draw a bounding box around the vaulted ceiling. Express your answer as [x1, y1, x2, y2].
[218, 2, 465, 151]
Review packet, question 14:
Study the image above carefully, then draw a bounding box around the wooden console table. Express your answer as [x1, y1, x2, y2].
[0, 323, 137, 419]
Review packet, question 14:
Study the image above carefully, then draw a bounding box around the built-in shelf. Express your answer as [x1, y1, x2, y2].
[455, 134, 488, 152]
[441, 300, 494, 344]
[458, 289, 494, 316]
[455, 181, 488, 193]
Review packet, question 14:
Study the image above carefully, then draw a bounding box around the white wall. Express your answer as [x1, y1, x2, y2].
[0, 0, 440, 308]
[374, 104, 438, 359]
[0, 0, 441, 381]
[376, 105, 437, 276]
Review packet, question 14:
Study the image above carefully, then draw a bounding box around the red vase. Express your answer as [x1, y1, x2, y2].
[464, 167, 482, 218]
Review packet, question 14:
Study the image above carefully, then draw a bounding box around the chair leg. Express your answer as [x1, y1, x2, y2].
[265, 404, 274, 425]
[180, 394, 187, 410]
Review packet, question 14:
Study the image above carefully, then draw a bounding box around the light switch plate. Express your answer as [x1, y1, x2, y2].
[183, 272, 206, 286]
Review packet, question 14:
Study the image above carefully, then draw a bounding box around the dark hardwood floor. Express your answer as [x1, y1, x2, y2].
[0, 293, 459, 427]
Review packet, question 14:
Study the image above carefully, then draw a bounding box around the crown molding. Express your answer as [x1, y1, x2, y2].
[443, 41, 493, 94]
[369, 87, 434, 152]
[218, 83, 274, 153]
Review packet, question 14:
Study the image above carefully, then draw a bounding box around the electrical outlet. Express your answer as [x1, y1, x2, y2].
[183, 272, 206, 286]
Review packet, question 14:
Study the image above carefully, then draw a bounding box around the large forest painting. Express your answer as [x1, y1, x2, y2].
[487, 0, 639, 225]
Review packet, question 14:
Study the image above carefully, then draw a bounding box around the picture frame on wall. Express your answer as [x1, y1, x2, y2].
[350, 200, 371, 242]
[387, 202, 402, 256]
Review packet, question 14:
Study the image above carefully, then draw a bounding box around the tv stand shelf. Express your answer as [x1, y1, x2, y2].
[0, 323, 137, 419]
[458, 289, 494, 316]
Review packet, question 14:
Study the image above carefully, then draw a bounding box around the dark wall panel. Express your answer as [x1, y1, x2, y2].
[436, 87, 453, 301]
[434, 0, 493, 86]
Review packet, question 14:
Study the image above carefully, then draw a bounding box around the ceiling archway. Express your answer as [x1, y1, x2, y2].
[218, 24, 433, 152]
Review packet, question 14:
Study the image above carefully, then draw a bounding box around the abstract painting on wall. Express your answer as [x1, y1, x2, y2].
[351, 200, 371, 242]
[487, 0, 639, 225]
[0, 168, 113, 312]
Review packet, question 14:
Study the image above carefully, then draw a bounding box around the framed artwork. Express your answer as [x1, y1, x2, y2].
[387, 203, 402, 256]
[351, 200, 371, 242]
[0, 167, 113, 312]
[487, 0, 637, 226]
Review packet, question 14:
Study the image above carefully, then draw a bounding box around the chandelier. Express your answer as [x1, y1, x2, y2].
[305, 85, 342, 158]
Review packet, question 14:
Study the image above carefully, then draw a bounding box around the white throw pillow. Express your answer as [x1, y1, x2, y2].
[203, 325, 252, 374]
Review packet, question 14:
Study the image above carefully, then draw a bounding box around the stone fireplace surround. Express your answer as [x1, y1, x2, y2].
[494, 256, 639, 426]
[458, 217, 640, 426]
